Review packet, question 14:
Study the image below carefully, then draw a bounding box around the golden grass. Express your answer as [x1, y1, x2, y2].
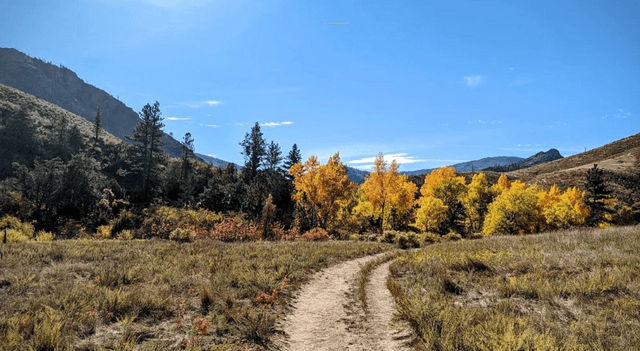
[0, 239, 390, 350]
[388, 225, 640, 351]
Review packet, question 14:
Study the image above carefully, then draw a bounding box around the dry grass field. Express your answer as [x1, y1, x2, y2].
[388, 225, 640, 350]
[0, 239, 390, 350]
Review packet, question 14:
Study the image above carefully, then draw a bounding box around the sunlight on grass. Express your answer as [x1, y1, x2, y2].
[0, 239, 390, 350]
[388, 225, 640, 351]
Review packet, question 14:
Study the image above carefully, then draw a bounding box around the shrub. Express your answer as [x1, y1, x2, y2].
[379, 230, 398, 244]
[95, 225, 112, 239]
[0, 215, 34, 242]
[57, 219, 87, 239]
[35, 231, 54, 242]
[420, 232, 441, 244]
[281, 226, 301, 241]
[210, 217, 262, 242]
[443, 231, 462, 241]
[300, 227, 331, 241]
[395, 232, 420, 249]
[170, 228, 197, 242]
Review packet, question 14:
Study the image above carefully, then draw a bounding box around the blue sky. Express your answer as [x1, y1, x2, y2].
[1, 0, 638, 171]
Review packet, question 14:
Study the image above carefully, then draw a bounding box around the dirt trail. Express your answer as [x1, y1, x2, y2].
[275, 254, 412, 351]
[364, 260, 413, 350]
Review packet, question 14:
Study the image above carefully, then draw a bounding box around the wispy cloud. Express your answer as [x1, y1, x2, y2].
[165, 117, 191, 121]
[350, 155, 467, 171]
[262, 121, 294, 127]
[199, 123, 221, 128]
[350, 153, 426, 165]
[509, 67, 515, 71]
[174, 100, 223, 109]
[464, 75, 483, 88]
[235, 122, 250, 126]
[614, 108, 631, 119]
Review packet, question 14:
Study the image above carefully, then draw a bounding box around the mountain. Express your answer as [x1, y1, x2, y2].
[402, 156, 524, 176]
[0, 47, 201, 160]
[345, 166, 369, 184]
[483, 149, 563, 172]
[0, 83, 120, 144]
[195, 153, 238, 168]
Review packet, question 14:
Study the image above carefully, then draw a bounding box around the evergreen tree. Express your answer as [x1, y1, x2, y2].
[181, 132, 195, 181]
[266, 141, 282, 170]
[127, 101, 165, 200]
[282, 143, 302, 178]
[585, 164, 612, 226]
[0, 107, 38, 176]
[93, 106, 103, 143]
[67, 125, 84, 155]
[239, 122, 266, 181]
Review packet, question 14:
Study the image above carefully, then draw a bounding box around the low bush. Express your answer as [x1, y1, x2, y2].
[0, 215, 34, 242]
[300, 227, 331, 241]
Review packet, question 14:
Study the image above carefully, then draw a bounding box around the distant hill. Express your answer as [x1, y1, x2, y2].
[507, 133, 640, 206]
[0, 83, 119, 145]
[196, 153, 238, 168]
[0, 47, 207, 161]
[345, 166, 369, 184]
[483, 149, 563, 172]
[402, 156, 524, 177]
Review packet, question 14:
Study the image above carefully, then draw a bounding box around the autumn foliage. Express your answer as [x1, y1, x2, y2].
[287, 154, 595, 238]
[356, 153, 417, 231]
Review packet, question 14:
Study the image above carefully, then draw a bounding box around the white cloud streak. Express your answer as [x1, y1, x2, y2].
[175, 100, 223, 108]
[165, 117, 191, 121]
[349, 153, 426, 165]
[262, 121, 294, 127]
[465, 75, 483, 88]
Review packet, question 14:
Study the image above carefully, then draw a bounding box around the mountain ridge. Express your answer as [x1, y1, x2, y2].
[0, 47, 187, 160]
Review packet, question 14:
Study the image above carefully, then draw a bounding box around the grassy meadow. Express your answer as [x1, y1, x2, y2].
[0, 239, 390, 350]
[388, 225, 640, 351]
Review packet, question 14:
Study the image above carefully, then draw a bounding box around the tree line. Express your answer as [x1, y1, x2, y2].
[0, 100, 632, 239]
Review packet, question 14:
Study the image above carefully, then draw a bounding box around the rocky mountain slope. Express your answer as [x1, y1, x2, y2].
[403, 156, 524, 176]
[483, 149, 563, 172]
[0, 48, 184, 158]
[0, 83, 119, 145]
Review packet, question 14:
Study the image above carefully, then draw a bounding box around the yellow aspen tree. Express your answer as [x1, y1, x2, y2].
[461, 173, 495, 233]
[492, 174, 511, 194]
[290, 153, 356, 230]
[416, 167, 467, 234]
[540, 186, 589, 230]
[415, 197, 448, 232]
[358, 153, 417, 232]
[483, 185, 540, 236]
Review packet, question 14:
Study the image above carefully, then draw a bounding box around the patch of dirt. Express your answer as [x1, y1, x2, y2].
[274, 254, 412, 351]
